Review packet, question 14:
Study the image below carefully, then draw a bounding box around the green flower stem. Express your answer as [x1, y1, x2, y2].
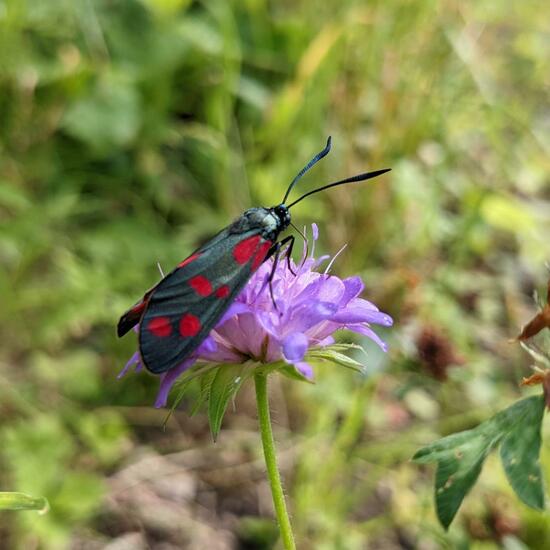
[254, 372, 296, 550]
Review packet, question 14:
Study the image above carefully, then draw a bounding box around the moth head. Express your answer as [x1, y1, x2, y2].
[272, 204, 291, 230]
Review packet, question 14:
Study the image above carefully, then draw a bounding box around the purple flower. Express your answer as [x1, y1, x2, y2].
[120, 225, 393, 407]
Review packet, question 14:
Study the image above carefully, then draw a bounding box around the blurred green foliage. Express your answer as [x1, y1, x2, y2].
[1, 0, 549, 548]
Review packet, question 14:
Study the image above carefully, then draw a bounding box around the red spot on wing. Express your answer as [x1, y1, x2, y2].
[179, 313, 201, 337]
[178, 253, 200, 268]
[148, 316, 172, 337]
[233, 235, 261, 264]
[189, 275, 212, 296]
[216, 285, 230, 298]
[252, 241, 272, 271]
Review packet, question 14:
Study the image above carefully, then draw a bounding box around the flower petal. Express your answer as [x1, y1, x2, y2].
[331, 306, 393, 326]
[282, 332, 309, 362]
[201, 332, 243, 362]
[155, 358, 195, 408]
[118, 351, 140, 379]
[341, 276, 364, 305]
[311, 254, 330, 270]
[295, 361, 314, 380]
[349, 297, 380, 311]
[238, 312, 268, 358]
[315, 335, 335, 347]
[348, 323, 389, 352]
[285, 301, 338, 334]
[295, 276, 344, 306]
[312, 223, 319, 241]
[255, 310, 279, 337]
[216, 301, 250, 327]
[198, 335, 217, 354]
[215, 317, 249, 353]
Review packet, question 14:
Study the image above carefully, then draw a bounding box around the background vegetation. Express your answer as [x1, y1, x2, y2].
[1, 0, 549, 548]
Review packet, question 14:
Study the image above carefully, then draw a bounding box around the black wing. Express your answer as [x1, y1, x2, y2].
[117, 225, 238, 338]
[137, 229, 272, 374]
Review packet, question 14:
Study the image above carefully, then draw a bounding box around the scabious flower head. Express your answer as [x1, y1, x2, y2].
[121, 225, 393, 407]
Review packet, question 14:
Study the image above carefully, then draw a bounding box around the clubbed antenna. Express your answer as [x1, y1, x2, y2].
[286, 168, 391, 209]
[282, 136, 332, 204]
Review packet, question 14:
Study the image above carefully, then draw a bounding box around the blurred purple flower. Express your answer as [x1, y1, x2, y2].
[120, 225, 393, 407]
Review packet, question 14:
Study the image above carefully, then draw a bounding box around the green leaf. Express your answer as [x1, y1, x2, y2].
[414, 428, 501, 529]
[62, 74, 141, 154]
[0, 492, 49, 513]
[207, 364, 251, 440]
[306, 348, 366, 373]
[500, 395, 545, 509]
[413, 395, 546, 529]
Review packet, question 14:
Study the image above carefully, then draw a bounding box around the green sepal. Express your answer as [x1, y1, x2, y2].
[208, 364, 253, 440]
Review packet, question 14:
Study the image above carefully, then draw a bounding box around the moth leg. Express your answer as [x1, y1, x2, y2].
[283, 235, 296, 276]
[263, 235, 296, 311]
[266, 243, 282, 311]
[290, 222, 308, 267]
[266, 235, 295, 272]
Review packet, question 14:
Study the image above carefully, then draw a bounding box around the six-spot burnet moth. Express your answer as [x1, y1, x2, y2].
[117, 137, 391, 374]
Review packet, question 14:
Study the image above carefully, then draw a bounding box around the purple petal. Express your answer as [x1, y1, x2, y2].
[311, 254, 330, 270]
[348, 297, 379, 311]
[295, 361, 314, 380]
[340, 276, 364, 306]
[215, 317, 249, 354]
[201, 333, 243, 362]
[315, 276, 345, 303]
[216, 301, 250, 327]
[315, 335, 335, 347]
[198, 335, 217, 354]
[312, 223, 319, 241]
[294, 276, 344, 306]
[307, 223, 319, 260]
[331, 306, 393, 326]
[118, 351, 140, 379]
[255, 310, 279, 337]
[238, 312, 268, 357]
[304, 320, 339, 341]
[155, 358, 196, 408]
[285, 301, 338, 334]
[264, 334, 282, 362]
[348, 324, 389, 352]
[282, 332, 308, 362]
[299, 228, 308, 264]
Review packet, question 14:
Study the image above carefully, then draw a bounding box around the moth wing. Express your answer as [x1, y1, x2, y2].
[117, 226, 246, 338]
[138, 230, 272, 374]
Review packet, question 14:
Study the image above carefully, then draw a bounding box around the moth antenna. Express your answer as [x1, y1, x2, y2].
[282, 136, 332, 204]
[286, 168, 391, 209]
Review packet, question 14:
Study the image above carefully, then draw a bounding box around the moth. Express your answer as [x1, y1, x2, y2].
[117, 137, 390, 374]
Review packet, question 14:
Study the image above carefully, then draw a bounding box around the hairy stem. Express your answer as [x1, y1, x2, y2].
[254, 372, 296, 550]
